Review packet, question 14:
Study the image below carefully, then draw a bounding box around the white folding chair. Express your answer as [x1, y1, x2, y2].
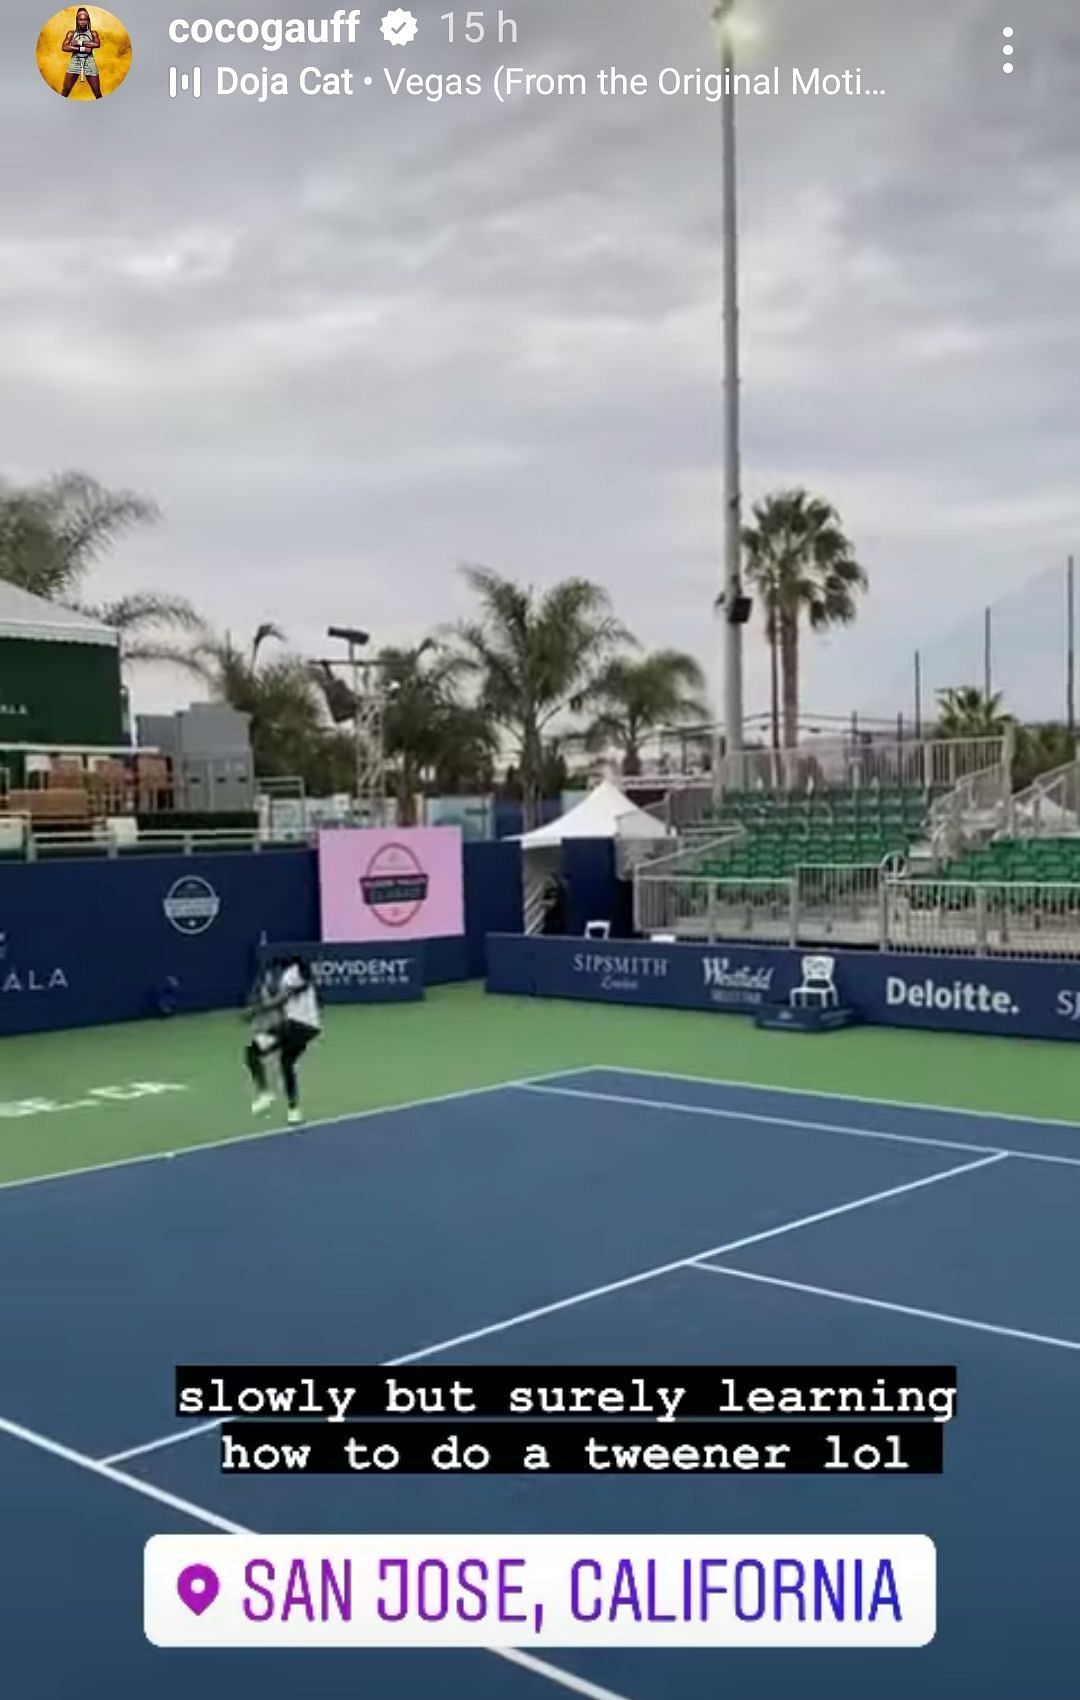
[791, 954, 839, 1010]
[584, 920, 611, 940]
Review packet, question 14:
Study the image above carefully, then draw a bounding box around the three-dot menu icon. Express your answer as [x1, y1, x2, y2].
[1002, 27, 1014, 73]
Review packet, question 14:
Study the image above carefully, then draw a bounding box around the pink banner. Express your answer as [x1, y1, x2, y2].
[318, 827, 465, 943]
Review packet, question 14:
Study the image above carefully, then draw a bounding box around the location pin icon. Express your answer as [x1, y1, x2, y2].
[177, 1563, 220, 1617]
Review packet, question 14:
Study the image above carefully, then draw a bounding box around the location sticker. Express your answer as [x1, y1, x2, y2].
[176, 1564, 220, 1617]
[146, 1533, 937, 1648]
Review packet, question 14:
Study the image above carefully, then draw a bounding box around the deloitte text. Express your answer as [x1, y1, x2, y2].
[885, 975, 1018, 1017]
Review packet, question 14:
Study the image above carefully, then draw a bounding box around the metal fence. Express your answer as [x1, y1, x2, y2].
[1010, 757, 1080, 838]
[793, 862, 886, 946]
[634, 874, 796, 944]
[882, 878, 1080, 960]
[634, 861, 1080, 960]
[7, 825, 292, 861]
[623, 735, 1009, 821]
[628, 830, 745, 876]
[713, 735, 1009, 798]
[927, 762, 1014, 863]
[257, 776, 308, 841]
[634, 863, 884, 948]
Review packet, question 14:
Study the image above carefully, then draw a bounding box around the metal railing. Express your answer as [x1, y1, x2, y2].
[793, 861, 887, 946]
[523, 865, 553, 935]
[622, 736, 1009, 820]
[629, 829, 745, 877]
[635, 874, 796, 944]
[927, 747, 1014, 865]
[634, 858, 1080, 960]
[0, 812, 29, 855]
[12, 825, 297, 861]
[614, 834, 684, 879]
[882, 877, 1080, 960]
[1009, 756, 1080, 838]
[637, 784, 717, 830]
[257, 777, 308, 841]
[634, 861, 886, 948]
[710, 735, 1008, 798]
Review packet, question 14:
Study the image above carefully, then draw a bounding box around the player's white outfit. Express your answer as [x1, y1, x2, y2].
[67, 30, 99, 79]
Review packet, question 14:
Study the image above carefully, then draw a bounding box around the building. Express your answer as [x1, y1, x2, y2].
[136, 703, 255, 814]
[0, 581, 123, 750]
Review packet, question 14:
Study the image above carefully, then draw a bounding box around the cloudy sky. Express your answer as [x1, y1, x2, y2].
[3, 0, 1078, 730]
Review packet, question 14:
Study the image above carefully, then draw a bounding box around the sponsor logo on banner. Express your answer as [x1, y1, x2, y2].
[572, 950, 669, 993]
[0, 1082, 185, 1119]
[1055, 990, 1080, 1022]
[163, 876, 221, 936]
[884, 974, 1018, 1017]
[359, 842, 430, 928]
[701, 955, 775, 1007]
[309, 954, 415, 990]
[0, 931, 67, 995]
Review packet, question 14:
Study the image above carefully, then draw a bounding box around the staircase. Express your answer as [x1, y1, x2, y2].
[1010, 756, 1080, 837]
[522, 857, 555, 935]
[923, 753, 1013, 870]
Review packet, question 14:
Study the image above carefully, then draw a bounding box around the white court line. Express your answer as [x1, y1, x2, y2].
[516, 1083, 1080, 1171]
[690, 1261, 1080, 1355]
[0, 1411, 636, 1700]
[567, 1062, 1080, 1135]
[99, 1151, 1004, 1468]
[0, 1070, 574, 1199]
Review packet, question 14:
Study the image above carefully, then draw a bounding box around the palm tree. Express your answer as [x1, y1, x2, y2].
[380, 641, 459, 821]
[84, 592, 207, 674]
[742, 490, 867, 749]
[583, 650, 707, 776]
[0, 472, 158, 600]
[192, 625, 330, 781]
[1012, 721, 1076, 791]
[431, 704, 498, 796]
[378, 641, 496, 823]
[452, 567, 632, 826]
[935, 686, 1011, 738]
[310, 639, 497, 822]
[0, 471, 203, 670]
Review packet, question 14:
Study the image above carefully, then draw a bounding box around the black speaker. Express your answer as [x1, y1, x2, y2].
[729, 594, 753, 625]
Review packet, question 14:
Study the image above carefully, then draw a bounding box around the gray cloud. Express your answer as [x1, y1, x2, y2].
[2, 0, 1078, 727]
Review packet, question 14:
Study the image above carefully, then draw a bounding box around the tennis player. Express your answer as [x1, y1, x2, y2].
[61, 8, 104, 99]
[244, 955, 322, 1127]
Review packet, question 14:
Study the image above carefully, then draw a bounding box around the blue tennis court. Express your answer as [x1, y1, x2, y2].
[3, 1064, 1077, 1699]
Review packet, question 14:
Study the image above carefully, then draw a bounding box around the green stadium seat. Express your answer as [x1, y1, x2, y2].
[701, 786, 935, 877]
[935, 835, 1080, 885]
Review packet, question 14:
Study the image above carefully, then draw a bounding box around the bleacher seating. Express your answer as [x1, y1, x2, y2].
[944, 837, 1080, 884]
[5, 788, 91, 825]
[695, 786, 933, 878]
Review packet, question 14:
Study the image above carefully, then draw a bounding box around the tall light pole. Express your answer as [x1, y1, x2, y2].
[712, 0, 746, 782]
[1067, 555, 1075, 737]
[718, 3, 745, 753]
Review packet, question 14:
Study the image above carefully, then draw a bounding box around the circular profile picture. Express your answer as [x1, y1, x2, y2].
[37, 7, 132, 100]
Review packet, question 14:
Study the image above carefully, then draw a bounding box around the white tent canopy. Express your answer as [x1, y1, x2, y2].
[0, 581, 118, 647]
[518, 779, 673, 849]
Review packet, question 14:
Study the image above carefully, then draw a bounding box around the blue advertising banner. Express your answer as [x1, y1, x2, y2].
[256, 941, 423, 1004]
[0, 837, 523, 1036]
[485, 934, 1080, 1043]
[0, 852, 317, 1036]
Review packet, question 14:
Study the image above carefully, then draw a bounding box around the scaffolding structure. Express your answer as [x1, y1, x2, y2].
[352, 662, 386, 825]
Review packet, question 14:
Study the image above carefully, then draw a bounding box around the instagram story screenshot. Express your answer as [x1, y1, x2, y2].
[0, 2, 1077, 1697]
